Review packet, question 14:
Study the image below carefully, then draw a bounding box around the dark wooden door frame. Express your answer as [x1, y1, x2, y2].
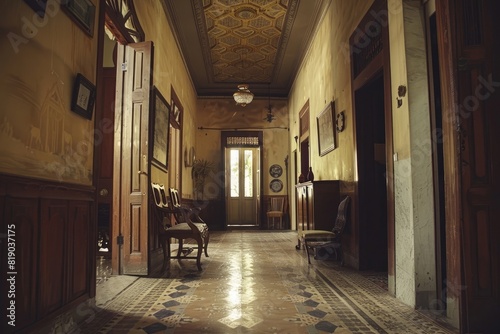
[350, 0, 395, 287]
[220, 131, 263, 229]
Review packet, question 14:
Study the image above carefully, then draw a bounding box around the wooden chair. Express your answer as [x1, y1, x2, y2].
[150, 183, 209, 271]
[301, 196, 351, 265]
[266, 196, 285, 229]
[150, 183, 173, 270]
[166, 188, 209, 270]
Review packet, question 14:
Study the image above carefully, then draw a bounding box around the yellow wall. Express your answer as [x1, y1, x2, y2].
[288, 0, 374, 187]
[0, 0, 99, 185]
[135, 0, 198, 198]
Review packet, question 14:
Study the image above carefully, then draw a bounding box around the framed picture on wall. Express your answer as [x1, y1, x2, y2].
[70, 73, 96, 120]
[151, 87, 170, 172]
[317, 101, 336, 156]
[61, 0, 96, 37]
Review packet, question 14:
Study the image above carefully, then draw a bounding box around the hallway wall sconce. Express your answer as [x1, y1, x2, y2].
[336, 111, 345, 132]
[233, 84, 254, 107]
[396, 85, 407, 108]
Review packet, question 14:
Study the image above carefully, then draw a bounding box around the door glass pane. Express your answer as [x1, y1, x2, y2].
[244, 150, 253, 197]
[230, 149, 239, 197]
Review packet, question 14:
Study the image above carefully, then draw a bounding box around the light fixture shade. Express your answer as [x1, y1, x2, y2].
[233, 84, 254, 107]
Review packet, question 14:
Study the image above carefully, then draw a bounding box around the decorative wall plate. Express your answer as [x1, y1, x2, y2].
[270, 179, 283, 192]
[269, 164, 283, 178]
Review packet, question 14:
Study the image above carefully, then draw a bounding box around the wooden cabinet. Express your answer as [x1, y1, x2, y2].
[295, 181, 340, 248]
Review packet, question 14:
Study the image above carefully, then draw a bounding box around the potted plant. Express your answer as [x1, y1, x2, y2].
[191, 159, 215, 200]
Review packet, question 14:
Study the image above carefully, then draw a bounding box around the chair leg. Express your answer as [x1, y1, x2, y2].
[160, 236, 167, 271]
[195, 237, 203, 271]
[166, 237, 172, 269]
[304, 241, 312, 264]
[177, 239, 184, 257]
[203, 233, 209, 257]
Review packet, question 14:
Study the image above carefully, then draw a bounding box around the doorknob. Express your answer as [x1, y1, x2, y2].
[99, 188, 109, 196]
[138, 170, 148, 175]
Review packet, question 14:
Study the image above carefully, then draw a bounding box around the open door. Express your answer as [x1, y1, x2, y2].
[113, 41, 153, 275]
[437, 0, 500, 331]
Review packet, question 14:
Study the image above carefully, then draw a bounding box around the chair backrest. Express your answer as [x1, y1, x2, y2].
[168, 187, 181, 209]
[168, 188, 189, 223]
[269, 197, 285, 212]
[151, 183, 171, 232]
[332, 196, 351, 235]
[151, 183, 168, 207]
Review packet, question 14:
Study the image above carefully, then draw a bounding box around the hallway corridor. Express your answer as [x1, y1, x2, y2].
[80, 231, 456, 333]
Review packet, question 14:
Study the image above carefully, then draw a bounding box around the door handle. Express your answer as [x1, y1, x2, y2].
[138, 170, 148, 176]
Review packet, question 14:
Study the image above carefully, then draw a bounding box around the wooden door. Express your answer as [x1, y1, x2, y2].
[454, 0, 500, 330]
[113, 41, 153, 275]
[437, 0, 500, 331]
[226, 147, 259, 226]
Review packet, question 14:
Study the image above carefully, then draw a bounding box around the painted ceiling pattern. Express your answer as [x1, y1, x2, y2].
[165, 0, 329, 97]
[194, 0, 295, 84]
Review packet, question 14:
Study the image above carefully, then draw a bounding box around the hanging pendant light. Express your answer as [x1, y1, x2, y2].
[264, 84, 275, 123]
[233, 84, 254, 107]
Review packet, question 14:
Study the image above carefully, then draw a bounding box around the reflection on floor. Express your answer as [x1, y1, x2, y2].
[85, 231, 457, 333]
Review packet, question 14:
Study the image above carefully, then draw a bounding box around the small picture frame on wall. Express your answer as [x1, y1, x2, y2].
[23, 0, 47, 17]
[61, 0, 96, 37]
[151, 87, 171, 172]
[317, 101, 336, 156]
[71, 73, 96, 120]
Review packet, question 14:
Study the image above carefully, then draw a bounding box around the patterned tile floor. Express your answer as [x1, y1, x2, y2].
[80, 231, 458, 333]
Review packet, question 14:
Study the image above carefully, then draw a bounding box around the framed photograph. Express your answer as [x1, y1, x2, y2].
[71, 73, 96, 120]
[61, 0, 96, 37]
[23, 0, 47, 17]
[317, 101, 336, 156]
[151, 87, 170, 172]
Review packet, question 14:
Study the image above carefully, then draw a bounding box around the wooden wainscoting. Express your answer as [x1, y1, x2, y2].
[0, 175, 95, 333]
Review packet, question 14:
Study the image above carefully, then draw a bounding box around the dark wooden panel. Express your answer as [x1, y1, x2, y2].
[0, 175, 95, 332]
[39, 200, 67, 318]
[68, 201, 91, 301]
[296, 181, 341, 247]
[2, 198, 38, 331]
[196, 199, 225, 231]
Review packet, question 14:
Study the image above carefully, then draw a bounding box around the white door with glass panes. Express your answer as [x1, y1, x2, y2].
[226, 147, 260, 226]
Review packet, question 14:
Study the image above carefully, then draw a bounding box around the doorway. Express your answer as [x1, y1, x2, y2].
[355, 73, 388, 271]
[225, 147, 261, 227]
[95, 25, 118, 282]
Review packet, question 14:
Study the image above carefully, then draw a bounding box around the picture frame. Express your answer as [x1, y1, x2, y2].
[151, 87, 170, 172]
[23, 0, 47, 17]
[317, 101, 336, 156]
[70, 73, 96, 120]
[61, 0, 96, 37]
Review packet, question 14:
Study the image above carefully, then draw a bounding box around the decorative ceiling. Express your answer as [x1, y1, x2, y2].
[163, 0, 331, 98]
